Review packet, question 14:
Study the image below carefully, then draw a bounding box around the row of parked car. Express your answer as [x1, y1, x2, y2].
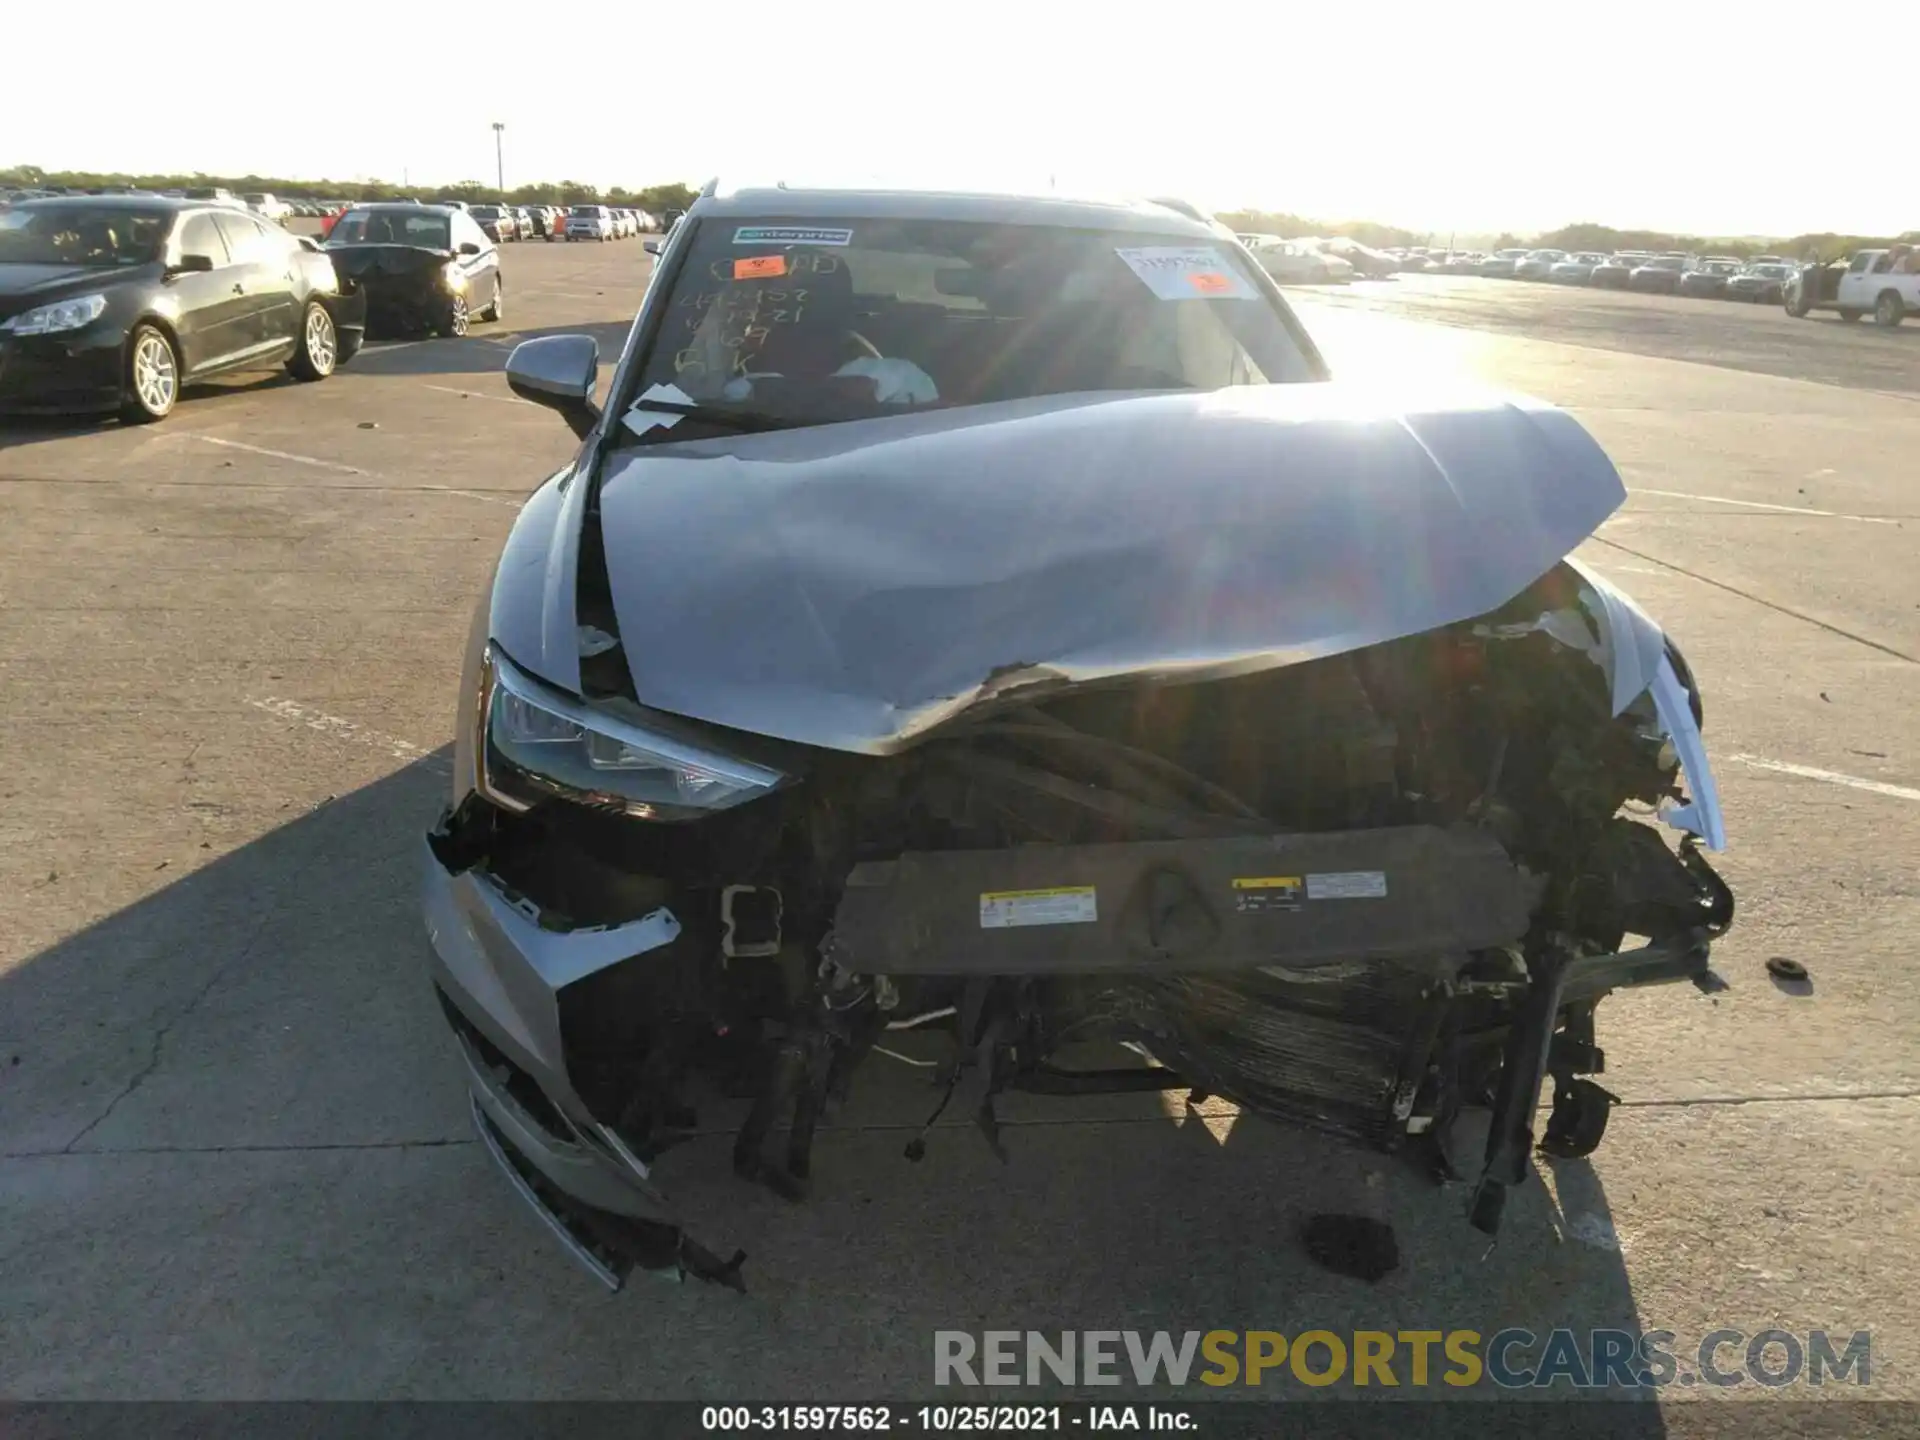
[1419, 246, 1808, 302]
[465, 202, 660, 243]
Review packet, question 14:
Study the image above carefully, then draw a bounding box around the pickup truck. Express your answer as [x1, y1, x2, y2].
[1784, 244, 1920, 327]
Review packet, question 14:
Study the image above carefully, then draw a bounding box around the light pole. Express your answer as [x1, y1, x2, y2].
[491, 122, 505, 200]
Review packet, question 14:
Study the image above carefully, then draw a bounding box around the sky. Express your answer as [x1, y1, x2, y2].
[6, 2, 1910, 240]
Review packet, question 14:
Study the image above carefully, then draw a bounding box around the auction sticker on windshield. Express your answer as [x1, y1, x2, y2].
[1116, 246, 1257, 300]
[733, 226, 854, 246]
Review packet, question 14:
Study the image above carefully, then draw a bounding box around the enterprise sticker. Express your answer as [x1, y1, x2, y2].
[1115, 245, 1257, 301]
[980, 886, 1098, 929]
[1306, 870, 1389, 900]
[733, 226, 854, 247]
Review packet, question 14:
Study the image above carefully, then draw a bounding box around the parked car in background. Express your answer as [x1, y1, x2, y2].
[1436, 251, 1483, 274]
[1249, 237, 1350, 285]
[567, 204, 614, 242]
[243, 193, 292, 223]
[1476, 248, 1532, 277]
[1678, 257, 1743, 299]
[471, 205, 522, 243]
[182, 186, 239, 206]
[323, 203, 502, 337]
[1515, 248, 1569, 280]
[0, 196, 363, 422]
[1724, 261, 1794, 304]
[1587, 253, 1640, 289]
[1628, 254, 1694, 293]
[1786, 245, 1920, 327]
[1549, 252, 1610, 283]
[1322, 237, 1399, 278]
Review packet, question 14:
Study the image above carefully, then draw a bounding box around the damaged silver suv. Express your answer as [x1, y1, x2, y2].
[423, 182, 1733, 1291]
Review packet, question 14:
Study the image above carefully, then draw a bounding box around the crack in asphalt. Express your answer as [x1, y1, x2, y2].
[15, 1087, 1918, 1163]
[55, 819, 345, 1154]
[1591, 535, 1920, 664]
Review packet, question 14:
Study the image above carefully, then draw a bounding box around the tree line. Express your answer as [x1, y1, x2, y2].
[2, 165, 698, 215]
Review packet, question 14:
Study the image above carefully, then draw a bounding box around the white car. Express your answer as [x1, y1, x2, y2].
[243, 192, 292, 223]
[566, 204, 614, 241]
[1514, 249, 1569, 281]
[1549, 252, 1611, 283]
[1250, 238, 1352, 285]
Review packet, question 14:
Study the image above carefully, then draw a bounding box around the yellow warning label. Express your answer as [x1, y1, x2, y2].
[1232, 876, 1303, 889]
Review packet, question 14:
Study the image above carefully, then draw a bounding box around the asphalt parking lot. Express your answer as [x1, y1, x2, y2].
[3, 240, 1918, 1412]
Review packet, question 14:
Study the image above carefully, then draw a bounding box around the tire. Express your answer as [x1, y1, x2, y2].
[1874, 291, 1905, 329]
[286, 301, 338, 382]
[120, 324, 180, 424]
[1785, 288, 1810, 318]
[481, 277, 503, 323]
[1836, 307, 1862, 323]
[442, 292, 470, 338]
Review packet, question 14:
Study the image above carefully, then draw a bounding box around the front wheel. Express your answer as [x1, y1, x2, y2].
[121, 324, 180, 424]
[1785, 288, 1811, 318]
[286, 301, 338, 381]
[1875, 291, 1905, 329]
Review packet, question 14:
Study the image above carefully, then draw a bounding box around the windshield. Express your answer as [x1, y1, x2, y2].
[627, 216, 1317, 433]
[1650, 256, 1686, 270]
[327, 209, 451, 249]
[0, 204, 168, 267]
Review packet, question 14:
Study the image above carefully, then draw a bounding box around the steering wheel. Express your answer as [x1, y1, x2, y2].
[845, 329, 884, 361]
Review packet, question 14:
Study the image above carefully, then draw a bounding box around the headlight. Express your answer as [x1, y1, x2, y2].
[2, 293, 108, 335]
[442, 263, 468, 292]
[478, 646, 785, 821]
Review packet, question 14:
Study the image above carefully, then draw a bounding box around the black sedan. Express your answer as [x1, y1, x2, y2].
[1677, 257, 1743, 299]
[1629, 255, 1693, 294]
[1725, 262, 1794, 304]
[323, 204, 502, 338]
[0, 196, 364, 423]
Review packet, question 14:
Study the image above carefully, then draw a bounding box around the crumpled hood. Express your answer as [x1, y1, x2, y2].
[595, 384, 1627, 754]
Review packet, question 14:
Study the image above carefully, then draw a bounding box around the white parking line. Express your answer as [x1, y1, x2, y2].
[187, 435, 368, 475]
[248, 697, 446, 768]
[421, 384, 530, 406]
[176, 433, 521, 507]
[1634, 488, 1897, 524]
[1729, 754, 1920, 804]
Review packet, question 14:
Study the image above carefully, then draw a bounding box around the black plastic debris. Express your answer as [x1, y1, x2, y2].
[1301, 1213, 1400, 1282]
[1766, 956, 1809, 982]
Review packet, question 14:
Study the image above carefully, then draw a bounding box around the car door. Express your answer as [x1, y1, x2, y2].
[243, 214, 302, 350]
[166, 211, 249, 374]
[206, 212, 283, 358]
[450, 211, 497, 306]
[1835, 253, 1875, 309]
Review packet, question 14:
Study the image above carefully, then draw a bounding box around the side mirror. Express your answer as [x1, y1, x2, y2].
[506, 335, 601, 440]
[458, 241, 482, 256]
[171, 253, 216, 274]
[643, 239, 663, 256]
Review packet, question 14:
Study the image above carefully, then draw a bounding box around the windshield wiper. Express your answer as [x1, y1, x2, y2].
[622, 398, 810, 435]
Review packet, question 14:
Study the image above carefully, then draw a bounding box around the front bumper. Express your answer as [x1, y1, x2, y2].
[0, 323, 126, 415]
